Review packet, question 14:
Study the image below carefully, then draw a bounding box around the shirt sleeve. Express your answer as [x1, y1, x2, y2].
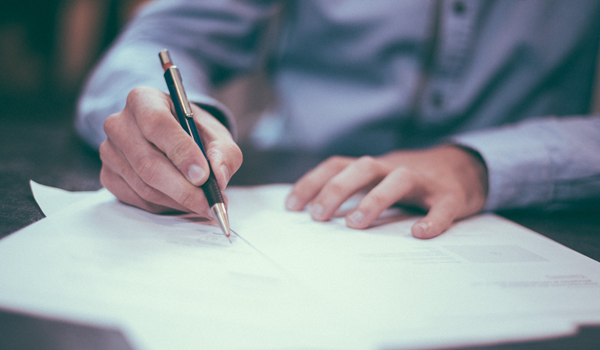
[452, 116, 600, 211]
[75, 0, 280, 149]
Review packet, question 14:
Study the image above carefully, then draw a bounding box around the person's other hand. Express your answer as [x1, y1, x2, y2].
[99, 86, 242, 215]
[285, 145, 488, 239]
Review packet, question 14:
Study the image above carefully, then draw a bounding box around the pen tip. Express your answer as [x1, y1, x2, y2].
[211, 203, 231, 243]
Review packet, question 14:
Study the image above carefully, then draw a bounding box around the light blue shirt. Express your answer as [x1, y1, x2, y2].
[76, 0, 600, 211]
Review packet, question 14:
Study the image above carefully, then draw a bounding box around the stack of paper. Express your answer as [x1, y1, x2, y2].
[0, 182, 598, 350]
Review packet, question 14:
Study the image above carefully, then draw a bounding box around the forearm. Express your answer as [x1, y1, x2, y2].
[75, 0, 279, 149]
[452, 116, 600, 211]
[75, 42, 234, 149]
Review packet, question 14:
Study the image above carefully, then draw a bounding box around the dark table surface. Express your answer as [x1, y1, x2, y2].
[1, 118, 600, 350]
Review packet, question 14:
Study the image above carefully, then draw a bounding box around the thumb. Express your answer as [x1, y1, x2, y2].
[411, 197, 458, 239]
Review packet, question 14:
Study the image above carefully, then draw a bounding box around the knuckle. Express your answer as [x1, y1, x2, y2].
[391, 166, 414, 181]
[98, 141, 119, 170]
[356, 155, 377, 167]
[137, 183, 161, 203]
[220, 142, 243, 170]
[103, 113, 121, 137]
[354, 156, 381, 174]
[206, 141, 243, 168]
[324, 179, 346, 197]
[98, 141, 109, 161]
[205, 143, 222, 162]
[167, 138, 193, 166]
[126, 86, 150, 105]
[233, 151, 243, 172]
[366, 191, 388, 206]
[99, 167, 112, 189]
[175, 189, 200, 210]
[297, 174, 322, 192]
[324, 156, 350, 171]
[143, 113, 165, 141]
[220, 140, 241, 154]
[135, 155, 162, 185]
[225, 142, 242, 161]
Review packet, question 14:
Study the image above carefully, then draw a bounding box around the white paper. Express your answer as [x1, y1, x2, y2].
[0, 183, 599, 350]
[2, 187, 365, 350]
[228, 185, 600, 348]
[30, 180, 97, 216]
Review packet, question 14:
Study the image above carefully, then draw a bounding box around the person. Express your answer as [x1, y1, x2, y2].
[76, 0, 600, 239]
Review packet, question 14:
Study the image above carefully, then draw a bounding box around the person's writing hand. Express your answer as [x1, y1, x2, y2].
[99, 86, 242, 215]
[285, 145, 488, 239]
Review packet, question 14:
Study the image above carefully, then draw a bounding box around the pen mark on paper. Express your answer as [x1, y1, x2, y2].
[444, 245, 547, 263]
[147, 213, 237, 247]
[361, 248, 460, 264]
[475, 276, 599, 289]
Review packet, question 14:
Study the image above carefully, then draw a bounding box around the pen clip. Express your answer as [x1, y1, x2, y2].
[160, 49, 194, 117]
[168, 67, 194, 117]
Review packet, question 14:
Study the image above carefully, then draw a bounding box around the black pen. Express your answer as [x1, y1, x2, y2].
[158, 49, 231, 242]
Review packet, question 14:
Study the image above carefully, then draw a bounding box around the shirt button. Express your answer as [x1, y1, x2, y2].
[431, 91, 444, 108]
[453, 1, 466, 15]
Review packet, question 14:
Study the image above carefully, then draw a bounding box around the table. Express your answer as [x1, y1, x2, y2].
[1, 119, 599, 350]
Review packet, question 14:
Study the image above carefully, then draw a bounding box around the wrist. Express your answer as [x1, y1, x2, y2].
[449, 144, 489, 201]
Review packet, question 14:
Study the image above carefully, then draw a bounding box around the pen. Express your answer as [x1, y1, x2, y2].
[158, 49, 231, 242]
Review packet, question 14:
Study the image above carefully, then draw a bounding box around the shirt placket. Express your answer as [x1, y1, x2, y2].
[419, 0, 482, 125]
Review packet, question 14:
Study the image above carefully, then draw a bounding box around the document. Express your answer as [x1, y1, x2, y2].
[3, 183, 359, 350]
[228, 185, 600, 347]
[0, 183, 599, 350]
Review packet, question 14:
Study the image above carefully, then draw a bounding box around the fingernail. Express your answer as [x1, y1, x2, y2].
[414, 222, 429, 237]
[188, 164, 207, 184]
[309, 203, 324, 220]
[220, 165, 231, 188]
[286, 195, 299, 210]
[347, 210, 364, 227]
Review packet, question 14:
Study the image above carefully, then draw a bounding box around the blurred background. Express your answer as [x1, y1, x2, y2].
[0, 0, 270, 142]
[0, 0, 150, 123]
[0, 0, 275, 237]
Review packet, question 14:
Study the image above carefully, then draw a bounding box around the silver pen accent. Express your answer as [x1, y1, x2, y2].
[159, 49, 232, 242]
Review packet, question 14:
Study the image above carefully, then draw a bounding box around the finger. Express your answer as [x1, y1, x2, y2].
[308, 156, 386, 222]
[286, 156, 353, 211]
[411, 196, 459, 239]
[101, 163, 184, 214]
[127, 87, 210, 186]
[99, 140, 191, 213]
[346, 167, 418, 229]
[205, 142, 243, 190]
[194, 108, 243, 190]
[104, 105, 210, 215]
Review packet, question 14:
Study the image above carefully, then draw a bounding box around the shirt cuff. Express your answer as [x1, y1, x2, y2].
[186, 93, 238, 141]
[451, 125, 553, 211]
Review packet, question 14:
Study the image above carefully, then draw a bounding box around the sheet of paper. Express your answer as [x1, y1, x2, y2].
[1, 187, 366, 350]
[30, 180, 97, 216]
[1, 183, 599, 350]
[228, 185, 600, 348]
